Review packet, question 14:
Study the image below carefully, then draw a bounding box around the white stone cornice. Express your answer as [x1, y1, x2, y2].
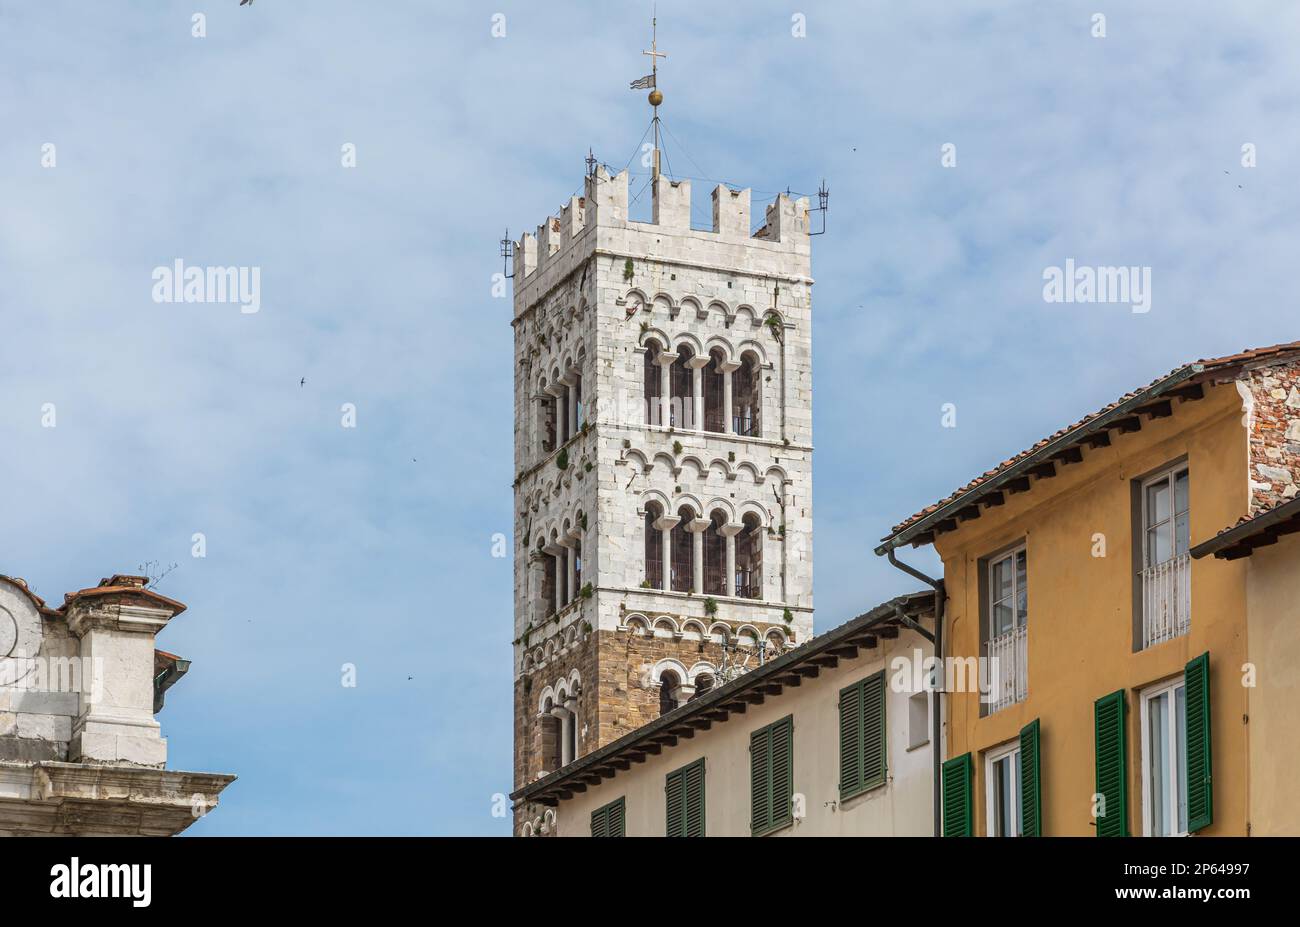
[719, 523, 745, 537]
[66, 603, 173, 638]
[652, 515, 681, 531]
[0, 761, 237, 837]
[686, 355, 711, 370]
[685, 518, 711, 533]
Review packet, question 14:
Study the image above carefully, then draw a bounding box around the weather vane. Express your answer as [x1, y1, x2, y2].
[630, 15, 667, 181]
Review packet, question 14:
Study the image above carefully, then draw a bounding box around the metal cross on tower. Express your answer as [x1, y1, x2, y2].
[630, 15, 667, 181]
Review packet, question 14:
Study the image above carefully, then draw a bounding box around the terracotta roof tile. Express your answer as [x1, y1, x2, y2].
[881, 341, 1300, 545]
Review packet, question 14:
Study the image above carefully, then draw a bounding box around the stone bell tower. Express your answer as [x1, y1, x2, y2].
[509, 52, 816, 817]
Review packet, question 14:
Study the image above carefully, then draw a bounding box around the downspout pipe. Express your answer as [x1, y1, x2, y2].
[886, 547, 945, 837]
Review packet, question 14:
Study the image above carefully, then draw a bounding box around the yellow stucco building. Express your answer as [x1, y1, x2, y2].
[877, 343, 1300, 837]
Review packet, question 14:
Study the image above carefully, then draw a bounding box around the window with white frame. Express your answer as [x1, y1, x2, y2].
[985, 741, 1021, 837]
[985, 545, 1028, 712]
[1141, 676, 1188, 837]
[1143, 466, 1190, 566]
[989, 546, 1027, 637]
[1139, 465, 1191, 648]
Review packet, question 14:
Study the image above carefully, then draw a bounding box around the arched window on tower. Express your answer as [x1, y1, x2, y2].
[572, 536, 582, 599]
[704, 509, 727, 595]
[554, 369, 569, 446]
[539, 381, 557, 455]
[671, 505, 694, 593]
[539, 536, 557, 617]
[671, 345, 693, 428]
[704, 349, 725, 433]
[644, 501, 664, 589]
[551, 529, 567, 607]
[734, 351, 761, 437]
[659, 670, 681, 716]
[644, 339, 663, 425]
[574, 350, 585, 430]
[540, 697, 562, 772]
[735, 513, 763, 599]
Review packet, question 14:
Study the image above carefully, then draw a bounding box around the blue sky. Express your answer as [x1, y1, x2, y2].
[1, 1, 1297, 835]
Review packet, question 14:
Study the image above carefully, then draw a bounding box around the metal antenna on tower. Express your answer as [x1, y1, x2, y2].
[811, 179, 830, 235]
[499, 228, 515, 280]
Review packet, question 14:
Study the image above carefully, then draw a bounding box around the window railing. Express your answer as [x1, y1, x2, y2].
[985, 625, 1028, 713]
[733, 412, 759, 437]
[733, 570, 761, 599]
[1141, 553, 1191, 648]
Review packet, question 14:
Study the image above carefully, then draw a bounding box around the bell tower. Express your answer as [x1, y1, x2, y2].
[509, 38, 816, 820]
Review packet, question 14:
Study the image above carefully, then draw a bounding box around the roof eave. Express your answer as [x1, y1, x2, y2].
[1190, 496, 1300, 560]
[874, 364, 1207, 556]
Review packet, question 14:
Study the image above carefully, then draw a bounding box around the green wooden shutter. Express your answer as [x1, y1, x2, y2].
[683, 759, 705, 837]
[751, 716, 794, 835]
[609, 797, 625, 837]
[941, 753, 973, 836]
[666, 759, 705, 837]
[862, 671, 887, 791]
[592, 797, 625, 837]
[839, 672, 887, 800]
[838, 679, 863, 798]
[1093, 689, 1128, 837]
[770, 715, 794, 831]
[750, 726, 771, 834]
[1019, 718, 1042, 836]
[665, 768, 685, 837]
[1185, 652, 1213, 833]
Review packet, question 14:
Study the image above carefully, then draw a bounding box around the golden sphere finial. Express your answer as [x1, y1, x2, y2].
[648, 89, 663, 107]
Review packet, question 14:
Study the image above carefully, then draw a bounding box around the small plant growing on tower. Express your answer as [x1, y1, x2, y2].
[580, 582, 593, 600]
[623, 258, 635, 281]
[672, 440, 682, 455]
[728, 450, 735, 462]
[783, 608, 794, 625]
[764, 312, 783, 342]
[556, 448, 569, 470]
[704, 597, 718, 616]
[581, 620, 593, 636]
[584, 461, 593, 473]
[639, 579, 652, 588]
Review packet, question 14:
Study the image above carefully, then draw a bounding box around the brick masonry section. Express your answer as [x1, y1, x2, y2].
[1244, 359, 1300, 512]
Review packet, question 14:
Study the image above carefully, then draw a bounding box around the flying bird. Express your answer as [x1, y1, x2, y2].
[299, 377, 306, 387]
[240, 0, 254, 6]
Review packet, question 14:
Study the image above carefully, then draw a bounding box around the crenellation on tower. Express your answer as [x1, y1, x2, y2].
[651, 176, 691, 229]
[711, 184, 750, 237]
